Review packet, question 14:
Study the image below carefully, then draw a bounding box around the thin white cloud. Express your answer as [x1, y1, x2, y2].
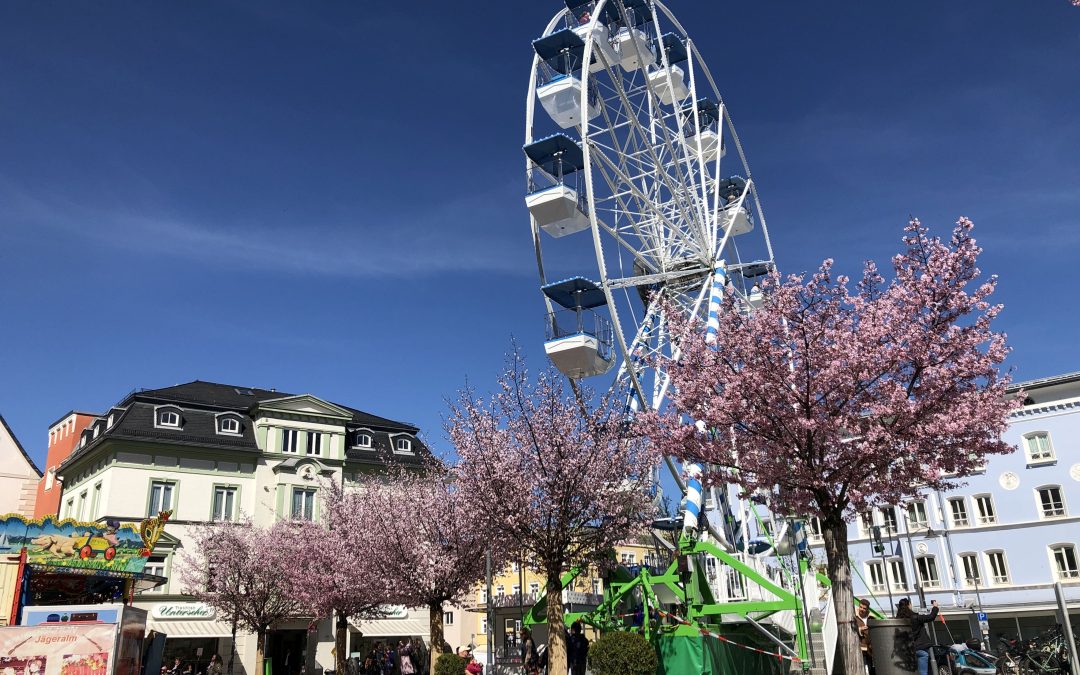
[0, 182, 532, 278]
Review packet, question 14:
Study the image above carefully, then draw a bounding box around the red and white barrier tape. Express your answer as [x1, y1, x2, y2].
[655, 609, 803, 664]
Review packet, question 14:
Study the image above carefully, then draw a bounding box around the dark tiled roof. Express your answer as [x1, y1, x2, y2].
[60, 380, 432, 471]
[0, 413, 43, 477]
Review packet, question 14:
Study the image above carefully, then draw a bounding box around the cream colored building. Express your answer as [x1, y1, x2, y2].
[0, 413, 41, 517]
[56, 381, 431, 675]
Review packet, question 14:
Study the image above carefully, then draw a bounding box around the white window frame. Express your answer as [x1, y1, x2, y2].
[880, 507, 899, 534]
[155, 408, 181, 429]
[443, 612, 454, 626]
[973, 494, 997, 525]
[394, 437, 413, 454]
[916, 555, 941, 589]
[149, 480, 175, 515]
[496, 585, 505, 597]
[906, 501, 929, 531]
[218, 417, 241, 435]
[1023, 431, 1055, 463]
[353, 431, 373, 449]
[282, 428, 299, 454]
[806, 517, 823, 541]
[959, 552, 982, 587]
[1049, 544, 1080, 581]
[307, 432, 322, 456]
[888, 558, 908, 592]
[141, 555, 168, 595]
[948, 497, 970, 527]
[986, 550, 1010, 585]
[866, 561, 887, 593]
[1036, 485, 1067, 519]
[529, 582, 540, 596]
[212, 486, 238, 522]
[291, 487, 316, 521]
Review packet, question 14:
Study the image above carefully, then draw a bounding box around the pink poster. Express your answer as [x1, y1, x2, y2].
[0, 625, 115, 675]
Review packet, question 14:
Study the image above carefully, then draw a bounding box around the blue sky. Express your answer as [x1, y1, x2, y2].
[1, 1, 1078, 470]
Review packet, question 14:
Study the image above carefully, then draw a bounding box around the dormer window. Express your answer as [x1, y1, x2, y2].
[218, 417, 242, 435]
[155, 407, 182, 429]
[395, 437, 413, 453]
[354, 432, 373, 449]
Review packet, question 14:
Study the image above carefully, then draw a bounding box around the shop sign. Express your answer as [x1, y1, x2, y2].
[380, 606, 408, 619]
[152, 603, 216, 620]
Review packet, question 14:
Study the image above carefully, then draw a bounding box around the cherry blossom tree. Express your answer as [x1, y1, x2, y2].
[180, 521, 303, 675]
[345, 465, 503, 675]
[449, 353, 658, 675]
[276, 496, 394, 675]
[639, 218, 1018, 675]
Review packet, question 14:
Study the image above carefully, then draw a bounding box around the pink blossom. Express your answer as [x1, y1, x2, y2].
[637, 218, 1018, 675]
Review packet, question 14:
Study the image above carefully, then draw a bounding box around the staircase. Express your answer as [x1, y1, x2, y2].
[805, 630, 831, 675]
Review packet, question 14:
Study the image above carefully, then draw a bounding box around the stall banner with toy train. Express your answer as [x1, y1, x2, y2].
[0, 623, 115, 675]
[0, 513, 170, 574]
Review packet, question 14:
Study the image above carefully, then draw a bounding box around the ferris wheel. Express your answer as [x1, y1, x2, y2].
[523, 0, 777, 541]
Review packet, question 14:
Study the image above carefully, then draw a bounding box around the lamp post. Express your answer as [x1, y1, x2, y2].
[871, 525, 895, 615]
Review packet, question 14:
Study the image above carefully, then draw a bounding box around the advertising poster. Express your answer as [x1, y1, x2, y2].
[0, 624, 116, 675]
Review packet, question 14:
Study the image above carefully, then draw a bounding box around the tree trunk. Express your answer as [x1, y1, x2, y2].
[823, 516, 864, 675]
[255, 628, 266, 675]
[335, 611, 348, 675]
[428, 602, 445, 675]
[544, 579, 567, 675]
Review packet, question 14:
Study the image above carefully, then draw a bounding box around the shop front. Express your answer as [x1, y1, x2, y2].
[349, 607, 429, 660]
[144, 601, 236, 674]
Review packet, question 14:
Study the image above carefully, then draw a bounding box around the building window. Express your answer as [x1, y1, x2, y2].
[64, 498, 74, 519]
[592, 578, 601, 595]
[857, 512, 873, 537]
[307, 432, 322, 456]
[986, 551, 1009, 585]
[512, 584, 520, 596]
[480, 618, 487, 635]
[973, 495, 997, 525]
[948, 498, 970, 527]
[443, 612, 454, 626]
[806, 517, 823, 540]
[45, 469, 55, 491]
[156, 410, 180, 428]
[77, 492, 88, 520]
[916, 556, 940, 589]
[620, 552, 636, 565]
[888, 559, 908, 592]
[212, 487, 238, 522]
[1050, 544, 1080, 580]
[282, 429, 299, 454]
[354, 432, 373, 448]
[867, 561, 887, 593]
[91, 483, 102, 519]
[149, 481, 174, 515]
[291, 487, 316, 521]
[219, 417, 241, 435]
[959, 553, 982, 586]
[906, 501, 929, 530]
[395, 437, 413, 453]
[479, 589, 487, 604]
[529, 582, 540, 596]
[496, 585, 505, 597]
[142, 555, 167, 595]
[1037, 486, 1066, 519]
[1024, 432, 1055, 463]
[880, 507, 899, 534]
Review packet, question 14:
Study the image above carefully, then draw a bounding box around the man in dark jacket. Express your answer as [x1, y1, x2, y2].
[567, 622, 589, 675]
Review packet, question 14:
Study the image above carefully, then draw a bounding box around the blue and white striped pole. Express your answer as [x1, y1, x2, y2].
[682, 463, 704, 535]
[704, 261, 727, 346]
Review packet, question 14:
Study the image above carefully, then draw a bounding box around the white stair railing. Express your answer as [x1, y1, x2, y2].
[820, 589, 838, 675]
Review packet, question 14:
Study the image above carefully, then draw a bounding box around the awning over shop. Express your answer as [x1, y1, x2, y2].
[349, 614, 429, 639]
[147, 618, 235, 639]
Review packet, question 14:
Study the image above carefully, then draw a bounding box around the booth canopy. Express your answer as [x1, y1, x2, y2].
[542, 277, 607, 310]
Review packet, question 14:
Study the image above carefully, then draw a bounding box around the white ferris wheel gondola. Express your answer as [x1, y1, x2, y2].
[524, 0, 779, 556]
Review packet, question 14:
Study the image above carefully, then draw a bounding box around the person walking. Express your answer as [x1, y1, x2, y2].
[567, 621, 589, 675]
[397, 641, 414, 675]
[897, 598, 939, 675]
[521, 628, 540, 675]
[205, 655, 223, 675]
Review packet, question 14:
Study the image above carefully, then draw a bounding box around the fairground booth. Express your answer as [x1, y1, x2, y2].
[0, 512, 171, 675]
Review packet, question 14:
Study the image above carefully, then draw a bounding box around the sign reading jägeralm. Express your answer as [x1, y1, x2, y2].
[0, 623, 117, 675]
[152, 603, 216, 620]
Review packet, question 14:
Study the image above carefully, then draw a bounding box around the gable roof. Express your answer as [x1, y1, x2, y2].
[0, 413, 43, 478]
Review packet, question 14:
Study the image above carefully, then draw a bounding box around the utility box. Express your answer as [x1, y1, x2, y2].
[868, 618, 917, 675]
